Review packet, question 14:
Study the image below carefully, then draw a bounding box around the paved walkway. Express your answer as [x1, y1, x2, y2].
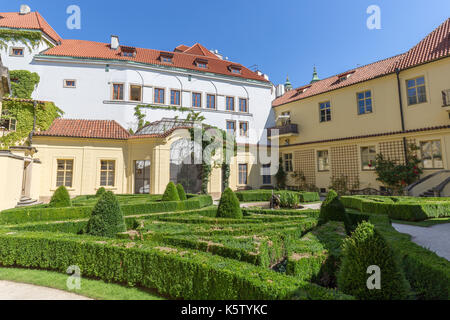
[392, 223, 450, 261]
[0, 281, 92, 300]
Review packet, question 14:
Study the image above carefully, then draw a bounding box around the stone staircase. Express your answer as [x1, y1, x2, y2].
[419, 189, 437, 197]
[16, 196, 42, 208]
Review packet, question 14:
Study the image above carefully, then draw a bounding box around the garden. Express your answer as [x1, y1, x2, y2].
[0, 184, 449, 300]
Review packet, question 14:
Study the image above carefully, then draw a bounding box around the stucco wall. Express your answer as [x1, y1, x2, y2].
[0, 153, 24, 210]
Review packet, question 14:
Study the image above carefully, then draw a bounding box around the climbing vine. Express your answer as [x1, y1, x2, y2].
[0, 29, 46, 52]
[0, 99, 63, 149]
[9, 70, 40, 99]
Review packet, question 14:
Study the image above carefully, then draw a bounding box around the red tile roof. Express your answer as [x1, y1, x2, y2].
[41, 40, 267, 82]
[35, 119, 131, 140]
[390, 18, 450, 71]
[0, 12, 62, 43]
[273, 18, 450, 108]
[272, 54, 405, 107]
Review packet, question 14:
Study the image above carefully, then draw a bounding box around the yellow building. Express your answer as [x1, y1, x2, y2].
[270, 18, 450, 196]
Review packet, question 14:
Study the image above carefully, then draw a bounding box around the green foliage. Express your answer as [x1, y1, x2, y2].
[217, 188, 243, 219]
[374, 144, 422, 195]
[279, 192, 299, 209]
[337, 222, 410, 300]
[341, 195, 450, 221]
[176, 184, 187, 201]
[0, 99, 63, 149]
[0, 194, 213, 225]
[95, 187, 106, 197]
[299, 192, 321, 203]
[0, 29, 43, 52]
[235, 189, 319, 203]
[9, 70, 40, 98]
[290, 170, 319, 192]
[275, 157, 287, 189]
[133, 106, 150, 132]
[48, 186, 71, 208]
[85, 192, 126, 237]
[319, 190, 346, 224]
[162, 182, 180, 202]
[329, 175, 360, 196]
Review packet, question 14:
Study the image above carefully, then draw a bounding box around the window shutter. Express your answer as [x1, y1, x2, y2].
[443, 89, 450, 106]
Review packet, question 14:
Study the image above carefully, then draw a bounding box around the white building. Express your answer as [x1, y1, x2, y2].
[0, 6, 275, 145]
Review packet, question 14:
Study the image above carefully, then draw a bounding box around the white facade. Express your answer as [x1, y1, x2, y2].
[1, 32, 275, 146]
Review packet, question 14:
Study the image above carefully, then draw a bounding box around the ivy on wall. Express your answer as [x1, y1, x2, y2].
[0, 29, 47, 52]
[0, 99, 63, 149]
[9, 70, 40, 99]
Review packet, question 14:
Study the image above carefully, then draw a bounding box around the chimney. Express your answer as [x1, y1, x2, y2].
[20, 4, 31, 15]
[111, 35, 119, 50]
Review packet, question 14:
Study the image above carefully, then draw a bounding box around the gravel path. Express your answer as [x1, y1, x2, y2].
[392, 223, 450, 261]
[0, 281, 92, 300]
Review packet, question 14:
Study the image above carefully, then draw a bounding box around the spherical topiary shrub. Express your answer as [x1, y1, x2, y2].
[49, 185, 71, 208]
[176, 184, 187, 201]
[216, 188, 243, 219]
[85, 191, 126, 238]
[96, 187, 106, 197]
[162, 182, 180, 202]
[319, 189, 346, 224]
[337, 221, 410, 300]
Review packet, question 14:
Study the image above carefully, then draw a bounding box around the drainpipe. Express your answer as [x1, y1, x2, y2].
[395, 68, 408, 165]
[28, 101, 37, 145]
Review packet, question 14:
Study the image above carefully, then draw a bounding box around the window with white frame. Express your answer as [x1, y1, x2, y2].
[239, 164, 248, 185]
[420, 140, 443, 169]
[361, 146, 376, 170]
[357, 90, 373, 114]
[407, 76, 427, 105]
[64, 80, 76, 88]
[112, 83, 124, 100]
[284, 153, 293, 172]
[100, 160, 116, 187]
[130, 85, 142, 102]
[56, 159, 73, 188]
[319, 101, 331, 122]
[317, 150, 330, 172]
[10, 47, 24, 57]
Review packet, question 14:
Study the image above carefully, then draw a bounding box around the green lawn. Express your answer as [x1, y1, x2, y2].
[0, 267, 165, 300]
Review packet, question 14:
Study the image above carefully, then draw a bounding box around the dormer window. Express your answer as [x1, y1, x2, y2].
[337, 71, 354, 82]
[195, 58, 208, 69]
[120, 46, 136, 58]
[229, 64, 242, 74]
[300, 85, 311, 93]
[160, 52, 174, 64]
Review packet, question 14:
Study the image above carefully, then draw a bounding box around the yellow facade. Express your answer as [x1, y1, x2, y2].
[30, 129, 261, 203]
[272, 56, 450, 192]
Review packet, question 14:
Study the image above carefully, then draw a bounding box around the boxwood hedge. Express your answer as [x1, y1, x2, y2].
[341, 196, 450, 221]
[235, 190, 320, 203]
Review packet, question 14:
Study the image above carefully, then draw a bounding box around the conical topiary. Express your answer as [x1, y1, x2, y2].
[216, 188, 243, 219]
[176, 184, 187, 201]
[319, 189, 346, 224]
[337, 221, 410, 300]
[49, 185, 71, 208]
[96, 187, 106, 197]
[162, 182, 180, 202]
[85, 191, 126, 238]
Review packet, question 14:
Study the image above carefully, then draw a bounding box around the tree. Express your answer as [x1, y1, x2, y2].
[374, 144, 422, 195]
[95, 187, 106, 197]
[49, 185, 71, 208]
[337, 222, 410, 300]
[85, 191, 126, 238]
[275, 157, 287, 189]
[216, 188, 243, 219]
[162, 182, 180, 201]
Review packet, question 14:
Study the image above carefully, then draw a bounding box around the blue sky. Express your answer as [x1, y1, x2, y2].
[3, 0, 450, 86]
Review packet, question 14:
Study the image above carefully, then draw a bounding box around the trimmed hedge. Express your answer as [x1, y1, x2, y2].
[216, 188, 243, 219]
[85, 192, 126, 238]
[95, 187, 107, 197]
[162, 182, 180, 202]
[341, 196, 450, 221]
[49, 186, 71, 208]
[319, 190, 346, 224]
[337, 221, 410, 300]
[235, 190, 320, 203]
[0, 230, 352, 300]
[0, 195, 213, 225]
[176, 184, 187, 201]
[345, 210, 450, 299]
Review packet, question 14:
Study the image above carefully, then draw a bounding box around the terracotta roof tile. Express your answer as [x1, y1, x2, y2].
[273, 18, 450, 108]
[272, 54, 405, 107]
[390, 18, 450, 71]
[0, 12, 62, 43]
[35, 119, 130, 140]
[41, 40, 268, 82]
